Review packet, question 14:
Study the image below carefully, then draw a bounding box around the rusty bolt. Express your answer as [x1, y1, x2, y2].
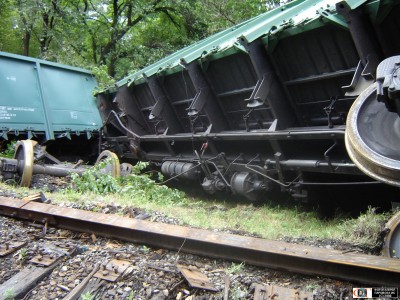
[5, 243, 9, 250]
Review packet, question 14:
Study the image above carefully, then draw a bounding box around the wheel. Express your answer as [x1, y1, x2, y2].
[95, 150, 120, 177]
[345, 83, 400, 186]
[14, 140, 37, 187]
[382, 211, 400, 258]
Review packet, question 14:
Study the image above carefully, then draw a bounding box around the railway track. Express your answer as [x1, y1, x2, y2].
[0, 195, 399, 300]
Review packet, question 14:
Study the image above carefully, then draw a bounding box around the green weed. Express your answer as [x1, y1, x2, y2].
[230, 285, 246, 300]
[127, 291, 134, 300]
[2, 288, 15, 300]
[226, 262, 245, 275]
[141, 245, 151, 254]
[0, 141, 16, 158]
[80, 292, 94, 300]
[18, 248, 29, 263]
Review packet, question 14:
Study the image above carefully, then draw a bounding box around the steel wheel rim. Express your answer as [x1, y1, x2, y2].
[14, 140, 36, 187]
[95, 150, 120, 177]
[345, 83, 400, 186]
[382, 211, 400, 258]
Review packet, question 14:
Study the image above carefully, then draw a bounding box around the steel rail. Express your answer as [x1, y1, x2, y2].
[0, 196, 399, 286]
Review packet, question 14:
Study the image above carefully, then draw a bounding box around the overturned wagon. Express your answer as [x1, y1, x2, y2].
[98, 0, 400, 203]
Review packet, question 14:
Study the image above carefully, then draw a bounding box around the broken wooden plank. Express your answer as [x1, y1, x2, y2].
[0, 261, 61, 300]
[223, 274, 230, 300]
[253, 284, 314, 300]
[177, 264, 217, 292]
[22, 192, 47, 203]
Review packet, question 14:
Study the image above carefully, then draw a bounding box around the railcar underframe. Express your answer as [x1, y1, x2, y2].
[98, 1, 400, 202]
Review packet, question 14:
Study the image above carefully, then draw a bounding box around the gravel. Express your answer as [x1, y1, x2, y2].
[0, 176, 360, 299]
[0, 216, 354, 299]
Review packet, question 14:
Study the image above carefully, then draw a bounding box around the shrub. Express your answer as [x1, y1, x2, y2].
[70, 160, 188, 205]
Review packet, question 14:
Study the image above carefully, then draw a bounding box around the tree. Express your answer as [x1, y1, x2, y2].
[1, 0, 281, 80]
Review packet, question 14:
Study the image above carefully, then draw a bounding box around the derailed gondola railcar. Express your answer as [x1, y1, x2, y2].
[97, 0, 400, 203]
[0, 52, 102, 161]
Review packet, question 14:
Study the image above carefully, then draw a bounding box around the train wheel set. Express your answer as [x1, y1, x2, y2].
[0, 140, 124, 188]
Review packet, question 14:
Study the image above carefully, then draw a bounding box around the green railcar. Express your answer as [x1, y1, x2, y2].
[0, 51, 101, 142]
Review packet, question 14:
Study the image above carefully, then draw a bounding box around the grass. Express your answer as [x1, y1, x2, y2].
[338, 207, 391, 248]
[0, 165, 396, 249]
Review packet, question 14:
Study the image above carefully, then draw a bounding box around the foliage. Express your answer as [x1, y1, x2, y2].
[140, 245, 151, 254]
[91, 65, 117, 93]
[70, 159, 188, 205]
[0, 0, 279, 79]
[230, 285, 247, 300]
[18, 247, 29, 265]
[226, 262, 245, 275]
[339, 207, 390, 248]
[80, 292, 94, 300]
[194, 0, 273, 34]
[0, 141, 16, 158]
[2, 288, 15, 300]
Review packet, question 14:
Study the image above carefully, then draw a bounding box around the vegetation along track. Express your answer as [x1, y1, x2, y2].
[0, 195, 399, 300]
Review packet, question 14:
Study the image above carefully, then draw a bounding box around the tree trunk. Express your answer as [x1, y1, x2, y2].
[108, 50, 117, 77]
[23, 31, 30, 56]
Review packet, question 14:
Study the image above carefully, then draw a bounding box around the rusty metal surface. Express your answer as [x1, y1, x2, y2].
[177, 264, 217, 292]
[93, 259, 130, 282]
[1, 196, 400, 285]
[0, 241, 27, 257]
[253, 284, 313, 300]
[30, 254, 58, 267]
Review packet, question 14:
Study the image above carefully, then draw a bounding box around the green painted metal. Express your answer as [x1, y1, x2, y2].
[344, 0, 369, 9]
[110, 0, 373, 91]
[317, 7, 348, 29]
[35, 62, 54, 140]
[0, 51, 102, 141]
